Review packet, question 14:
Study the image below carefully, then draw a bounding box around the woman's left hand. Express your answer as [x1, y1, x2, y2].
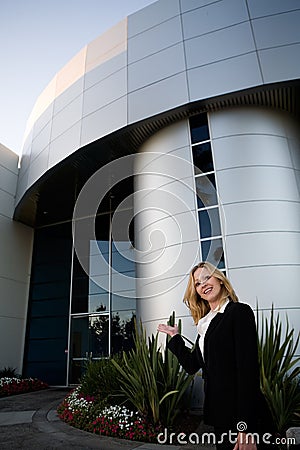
[157, 323, 179, 337]
[233, 432, 257, 450]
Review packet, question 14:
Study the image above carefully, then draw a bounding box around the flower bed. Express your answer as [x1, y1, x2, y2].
[57, 386, 162, 443]
[0, 377, 48, 397]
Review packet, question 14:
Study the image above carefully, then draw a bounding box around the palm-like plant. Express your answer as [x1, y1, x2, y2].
[257, 305, 300, 434]
[151, 312, 195, 426]
[111, 315, 194, 426]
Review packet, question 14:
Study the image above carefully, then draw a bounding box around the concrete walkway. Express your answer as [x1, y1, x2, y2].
[0, 388, 215, 449]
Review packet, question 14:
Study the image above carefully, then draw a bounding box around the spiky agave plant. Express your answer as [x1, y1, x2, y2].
[257, 305, 300, 434]
[111, 316, 194, 427]
[151, 311, 195, 426]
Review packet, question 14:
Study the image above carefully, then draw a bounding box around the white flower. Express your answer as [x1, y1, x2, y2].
[65, 386, 94, 413]
[95, 404, 142, 425]
[63, 385, 142, 427]
[0, 377, 21, 387]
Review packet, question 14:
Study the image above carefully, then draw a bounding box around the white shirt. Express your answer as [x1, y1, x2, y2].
[197, 299, 229, 359]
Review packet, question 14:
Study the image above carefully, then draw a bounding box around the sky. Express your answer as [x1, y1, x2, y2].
[0, 0, 156, 155]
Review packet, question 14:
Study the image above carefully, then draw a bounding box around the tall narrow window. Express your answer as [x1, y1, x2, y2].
[190, 113, 225, 269]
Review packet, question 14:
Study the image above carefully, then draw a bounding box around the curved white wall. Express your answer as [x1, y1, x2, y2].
[0, 144, 33, 373]
[210, 107, 300, 346]
[16, 0, 300, 209]
[134, 120, 200, 341]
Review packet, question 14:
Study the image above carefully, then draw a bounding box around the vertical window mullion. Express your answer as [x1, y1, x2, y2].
[108, 211, 112, 357]
[66, 245, 75, 385]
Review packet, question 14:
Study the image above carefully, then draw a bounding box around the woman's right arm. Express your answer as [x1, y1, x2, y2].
[158, 324, 203, 375]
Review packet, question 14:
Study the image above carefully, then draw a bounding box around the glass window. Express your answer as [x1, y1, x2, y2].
[198, 207, 221, 239]
[68, 360, 87, 385]
[71, 255, 89, 313]
[72, 243, 110, 314]
[27, 338, 67, 361]
[31, 298, 69, 317]
[195, 174, 218, 208]
[193, 142, 214, 174]
[71, 296, 88, 314]
[72, 276, 89, 298]
[88, 293, 109, 313]
[70, 315, 109, 359]
[111, 240, 136, 297]
[29, 317, 68, 339]
[32, 262, 70, 283]
[88, 280, 108, 295]
[112, 241, 135, 271]
[190, 112, 226, 271]
[190, 114, 209, 143]
[201, 239, 225, 269]
[31, 281, 70, 300]
[111, 311, 135, 353]
[112, 294, 136, 312]
[95, 214, 110, 241]
[89, 315, 109, 357]
[111, 272, 136, 295]
[90, 243, 109, 276]
[72, 278, 110, 314]
[90, 239, 109, 256]
[70, 316, 89, 359]
[26, 361, 67, 385]
[33, 223, 72, 265]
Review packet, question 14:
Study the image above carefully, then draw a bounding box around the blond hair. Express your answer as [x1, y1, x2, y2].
[183, 261, 239, 324]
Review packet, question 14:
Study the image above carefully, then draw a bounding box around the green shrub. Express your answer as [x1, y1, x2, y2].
[80, 354, 124, 404]
[111, 316, 194, 427]
[257, 306, 300, 434]
[152, 311, 195, 426]
[0, 367, 19, 378]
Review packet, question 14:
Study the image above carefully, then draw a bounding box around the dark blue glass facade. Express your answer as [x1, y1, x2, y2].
[24, 179, 136, 385]
[23, 222, 71, 385]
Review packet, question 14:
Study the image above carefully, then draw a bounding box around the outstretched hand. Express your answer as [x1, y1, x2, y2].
[233, 433, 257, 450]
[157, 323, 179, 337]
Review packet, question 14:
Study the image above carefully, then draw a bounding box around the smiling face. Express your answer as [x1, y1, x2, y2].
[193, 266, 223, 310]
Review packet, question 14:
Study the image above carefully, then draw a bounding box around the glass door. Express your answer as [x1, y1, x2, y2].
[68, 314, 109, 384]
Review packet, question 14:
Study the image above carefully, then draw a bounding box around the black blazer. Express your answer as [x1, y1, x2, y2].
[167, 301, 271, 432]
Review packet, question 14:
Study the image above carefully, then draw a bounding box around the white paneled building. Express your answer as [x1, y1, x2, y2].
[0, 0, 299, 385]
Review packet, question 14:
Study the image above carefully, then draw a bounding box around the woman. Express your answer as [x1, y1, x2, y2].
[158, 262, 273, 450]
